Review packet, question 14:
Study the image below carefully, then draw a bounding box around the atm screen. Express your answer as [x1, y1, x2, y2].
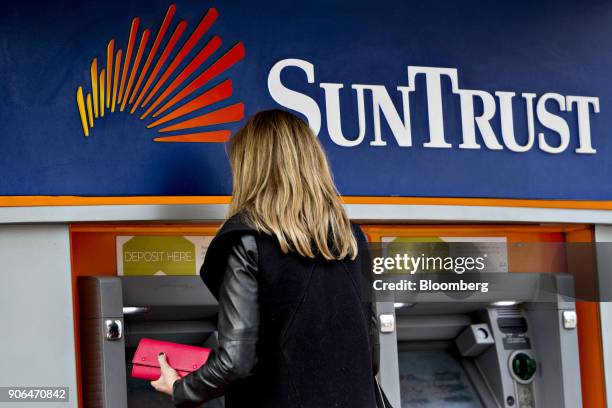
[398, 350, 482, 408]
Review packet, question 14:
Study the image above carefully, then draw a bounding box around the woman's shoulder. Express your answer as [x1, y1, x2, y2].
[218, 212, 254, 234]
[201, 214, 259, 299]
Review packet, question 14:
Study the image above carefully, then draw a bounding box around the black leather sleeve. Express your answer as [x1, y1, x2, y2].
[172, 235, 259, 408]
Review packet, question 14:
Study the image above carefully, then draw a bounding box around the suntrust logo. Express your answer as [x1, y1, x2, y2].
[75, 4, 245, 143]
[269, 59, 600, 154]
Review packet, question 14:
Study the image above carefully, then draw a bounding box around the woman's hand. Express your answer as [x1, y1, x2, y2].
[150, 353, 181, 396]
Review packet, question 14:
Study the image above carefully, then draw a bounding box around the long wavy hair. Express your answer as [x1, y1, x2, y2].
[227, 109, 357, 260]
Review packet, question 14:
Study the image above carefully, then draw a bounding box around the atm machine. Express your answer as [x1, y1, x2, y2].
[78, 276, 222, 408]
[78, 274, 582, 408]
[377, 273, 582, 408]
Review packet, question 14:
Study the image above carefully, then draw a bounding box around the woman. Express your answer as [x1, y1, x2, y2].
[151, 109, 380, 408]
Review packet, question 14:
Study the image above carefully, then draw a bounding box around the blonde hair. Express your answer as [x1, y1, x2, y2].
[227, 109, 357, 260]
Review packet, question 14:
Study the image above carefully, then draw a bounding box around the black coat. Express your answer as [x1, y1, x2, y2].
[176, 214, 378, 408]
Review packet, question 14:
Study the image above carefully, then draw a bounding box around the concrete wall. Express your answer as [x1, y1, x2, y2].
[0, 225, 77, 407]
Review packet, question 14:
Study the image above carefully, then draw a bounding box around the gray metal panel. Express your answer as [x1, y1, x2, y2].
[78, 277, 127, 408]
[556, 309, 583, 407]
[461, 359, 500, 407]
[477, 308, 522, 408]
[522, 303, 582, 407]
[79, 318, 128, 408]
[595, 225, 612, 300]
[595, 225, 612, 406]
[395, 314, 472, 341]
[524, 307, 564, 408]
[377, 301, 401, 408]
[100, 318, 127, 408]
[346, 204, 612, 224]
[121, 276, 217, 307]
[0, 204, 229, 223]
[79, 277, 124, 318]
[0, 224, 77, 408]
[2, 203, 612, 224]
[599, 302, 612, 407]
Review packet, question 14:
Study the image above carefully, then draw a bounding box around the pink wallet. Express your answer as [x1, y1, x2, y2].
[131, 338, 212, 380]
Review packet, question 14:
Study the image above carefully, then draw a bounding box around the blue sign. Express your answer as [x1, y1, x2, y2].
[0, 0, 610, 199]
